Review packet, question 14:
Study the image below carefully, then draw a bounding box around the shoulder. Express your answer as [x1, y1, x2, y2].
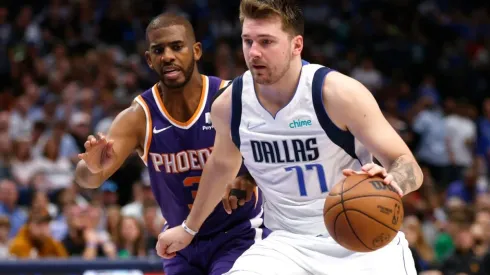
[211, 72, 247, 111]
[211, 80, 233, 118]
[322, 70, 372, 104]
[318, 69, 381, 129]
[107, 98, 147, 140]
[211, 77, 233, 105]
[119, 99, 147, 125]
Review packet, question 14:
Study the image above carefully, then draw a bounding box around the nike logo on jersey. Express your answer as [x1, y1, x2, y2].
[247, 121, 266, 130]
[153, 125, 172, 134]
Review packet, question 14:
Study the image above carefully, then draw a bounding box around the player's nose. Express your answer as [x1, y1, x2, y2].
[160, 49, 176, 62]
[248, 43, 262, 59]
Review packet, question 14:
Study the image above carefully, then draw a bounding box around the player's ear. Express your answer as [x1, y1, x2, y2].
[193, 42, 202, 61]
[291, 35, 303, 57]
[144, 50, 153, 70]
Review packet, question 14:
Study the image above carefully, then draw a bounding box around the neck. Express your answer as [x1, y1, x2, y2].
[255, 58, 302, 106]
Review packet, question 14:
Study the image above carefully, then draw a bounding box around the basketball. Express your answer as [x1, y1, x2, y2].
[323, 173, 404, 252]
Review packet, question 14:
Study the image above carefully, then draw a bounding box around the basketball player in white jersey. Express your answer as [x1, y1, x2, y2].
[156, 0, 423, 274]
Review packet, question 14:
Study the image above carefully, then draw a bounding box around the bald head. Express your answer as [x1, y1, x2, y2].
[146, 13, 196, 44]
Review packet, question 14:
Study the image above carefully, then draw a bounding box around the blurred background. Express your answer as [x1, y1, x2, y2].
[0, 0, 490, 274]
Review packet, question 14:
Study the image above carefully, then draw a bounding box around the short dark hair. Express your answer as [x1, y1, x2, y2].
[239, 0, 304, 36]
[145, 13, 196, 43]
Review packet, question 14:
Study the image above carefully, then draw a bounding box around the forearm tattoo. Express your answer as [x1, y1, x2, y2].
[388, 156, 420, 195]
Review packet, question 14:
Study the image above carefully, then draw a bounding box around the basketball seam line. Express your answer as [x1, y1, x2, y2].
[324, 194, 401, 213]
[344, 209, 399, 233]
[342, 176, 371, 193]
[340, 179, 373, 252]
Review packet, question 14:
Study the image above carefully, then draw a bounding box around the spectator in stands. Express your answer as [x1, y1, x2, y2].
[115, 216, 146, 258]
[142, 200, 160, 256]
[62, 203, 104, 259]
[0, 179, 27, 238]
[350, 57, 383, 94]
[100, 181, 119, 207]
[121, 170, 157, 220]
[8, 208, 67, 258]
[10, 135, 42, 186]
[411, 94, 451, 189]
[477, 97, 490, 180]
[440, 223, 486, 275]
[470, 222, 488, 258]
[403, 215, 435, 272]
[8, 94, 33, 140]
[0, 112, 11, 179]
[35, 137, 74, 191]
[31, 190, 58, 218]
[445, 99, 477, 181]
[0, 216, 11, 258]
[446, 165, 486, 204]
[105, 205, 121, 241]
[82, 204, 117, 259]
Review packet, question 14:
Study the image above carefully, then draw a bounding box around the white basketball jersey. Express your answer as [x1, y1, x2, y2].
[229, 63, 373, 236]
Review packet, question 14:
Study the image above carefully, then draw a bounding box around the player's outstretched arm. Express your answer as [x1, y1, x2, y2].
[323, 72, 423, 195]
[155, 84, 243, 259]
[75, 101, 146, 189]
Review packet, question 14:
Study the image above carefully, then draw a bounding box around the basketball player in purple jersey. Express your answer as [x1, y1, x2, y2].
[75, 13, 266, 275]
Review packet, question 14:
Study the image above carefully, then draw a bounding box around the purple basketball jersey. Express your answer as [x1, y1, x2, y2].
[135, 75, 263, 236]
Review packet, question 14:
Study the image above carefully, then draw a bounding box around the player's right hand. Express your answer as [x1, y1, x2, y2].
[156, 226, 193, 259]
[78, 133, 115, 174]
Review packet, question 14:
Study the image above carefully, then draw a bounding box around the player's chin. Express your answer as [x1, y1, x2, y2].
[251, 73, 271, 85]
[162, 75, 186, 88]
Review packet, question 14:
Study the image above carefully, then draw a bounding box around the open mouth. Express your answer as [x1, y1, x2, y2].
[162, 66, 181, 79]
[252, 65, 266, 70]
[252, 65, 266, 69]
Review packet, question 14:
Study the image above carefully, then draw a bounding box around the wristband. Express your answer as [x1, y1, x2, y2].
[182, 220, 198, 236]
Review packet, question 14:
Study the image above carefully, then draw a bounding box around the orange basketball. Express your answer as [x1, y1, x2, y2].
[323, 174, 404, 252]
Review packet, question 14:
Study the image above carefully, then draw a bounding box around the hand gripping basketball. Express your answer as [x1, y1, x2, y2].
[323, 173, 404, 253]
[343, 163, 403, 197]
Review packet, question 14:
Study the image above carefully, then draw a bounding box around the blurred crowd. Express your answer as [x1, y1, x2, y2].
[0, 0, 490, 274]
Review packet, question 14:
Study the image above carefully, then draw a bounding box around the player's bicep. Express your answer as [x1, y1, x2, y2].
[102, 102, 146, 177]
[326, 74, 413, 168]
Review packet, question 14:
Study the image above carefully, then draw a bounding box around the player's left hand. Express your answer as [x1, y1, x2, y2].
[155, 226, 193, 259]
[342, 163, 404, 197]
[222, 175, 256, 214]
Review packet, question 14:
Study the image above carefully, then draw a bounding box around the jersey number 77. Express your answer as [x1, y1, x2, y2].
[285, 164, 328, 196]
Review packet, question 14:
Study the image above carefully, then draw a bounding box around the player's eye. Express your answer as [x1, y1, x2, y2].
[172, 45, 183, 51]
[243, 39, 253, 46]
[153, 48, 163, 54]
[261, 39, 272, 46]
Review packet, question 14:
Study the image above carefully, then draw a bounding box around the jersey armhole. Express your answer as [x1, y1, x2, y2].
[311, 67, 360, 162]
[230, 76, 243, 149]
[211, 80, 232, 106]
[134, 95, 153, 166]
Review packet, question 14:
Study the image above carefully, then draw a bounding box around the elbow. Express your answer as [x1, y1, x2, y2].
[408, 157, 424, 192]
[415, 162, 424, 190]
[74, 161, 104, 189]
[74, 177, 101, 189]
